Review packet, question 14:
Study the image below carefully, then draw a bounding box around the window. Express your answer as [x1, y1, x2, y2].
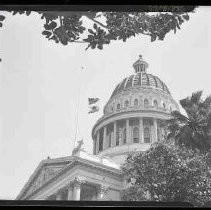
[99, 130, 103, 152]
[108, 133, 112, 147]
[157, 128, 160, 142]
[134, 98, 138, 106]
[99, 137, 103, 152]
[133, 127, 139, 143]
[170, 106, 172, 112]
[116, 130, 120, 146]
[124, 100, 129, 108]
[144, 127, 150, 143]
[140, 63, 145, 72]
[163, 103, 166, 109]
[117, 103, 121, 110]
[123, 128, 126, 144]
[144, 99, 149, 108]
[153, 100, 158, 108]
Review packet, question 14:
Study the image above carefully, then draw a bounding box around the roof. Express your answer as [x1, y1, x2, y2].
[16, 156, 73, 200]
[110, 72, 171, 98]
[16, 150, 122, 200]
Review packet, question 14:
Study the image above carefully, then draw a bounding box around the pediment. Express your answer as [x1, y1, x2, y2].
[17, 157, 72, 199]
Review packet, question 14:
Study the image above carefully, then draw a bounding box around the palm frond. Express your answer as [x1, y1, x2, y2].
[171, 110, 189, 123]
[201, 95, 211, 110]
[190, 90, 203, 105]
[180, 97, 191, 109]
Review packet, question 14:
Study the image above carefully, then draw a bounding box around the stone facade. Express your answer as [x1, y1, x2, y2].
[16, 56, 179, 200]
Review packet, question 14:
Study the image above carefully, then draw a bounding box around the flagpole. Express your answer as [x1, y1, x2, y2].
[73, 66, 84, 148]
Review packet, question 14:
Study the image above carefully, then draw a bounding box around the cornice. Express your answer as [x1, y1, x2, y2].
[16, 158, 72, 200]
[92, 108, 172, 138]
[105, 86, 174, 109]
[21, 156, 123, 200]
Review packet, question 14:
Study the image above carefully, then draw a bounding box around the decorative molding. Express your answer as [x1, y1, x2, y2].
[72, 177, 86, 188]
[92, 109, 171, 138]
[22, 156, 123, 200]
[98, 184, 109, 195]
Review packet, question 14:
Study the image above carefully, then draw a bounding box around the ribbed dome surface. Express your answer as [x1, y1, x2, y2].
[110, 72, 171, 98]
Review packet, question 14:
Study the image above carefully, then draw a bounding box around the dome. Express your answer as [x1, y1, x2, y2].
[92, 55, 179, 164]
[110, 55, 170, 99]
[110, 72, 171, 99]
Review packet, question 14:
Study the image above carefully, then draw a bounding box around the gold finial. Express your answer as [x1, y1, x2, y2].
[139, 55, 142, 59]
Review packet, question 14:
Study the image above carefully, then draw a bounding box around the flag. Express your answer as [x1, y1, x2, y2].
[88, 97, 100, 105]
[88, 105, 99, 114]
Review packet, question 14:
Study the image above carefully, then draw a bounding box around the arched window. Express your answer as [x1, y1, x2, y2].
[108, 133, 112, 147]
[144, 127, 150, 143]
[133, 127, 139, 143]
[153, 100, 158, 108]
[140, 63, 145, 72]
[123, 128, 126, 144]
[163, 102, 166, 109]
[144, 99, 149, 108]
[117, 103, 121, 110]
[157, 128, 160, 142]
[116, 130, 120, 146]
[124, 100, 129, 108]
[134, 98, 138, 107]
[170, 106, 172, 112]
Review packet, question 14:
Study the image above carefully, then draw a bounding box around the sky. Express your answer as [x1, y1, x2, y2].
[0, 6, 211, 199]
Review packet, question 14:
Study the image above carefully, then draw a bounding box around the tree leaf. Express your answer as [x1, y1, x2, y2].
[49, 21, 57, 29]
[42, 30, 52, 38]
[182, 14, 190, 21]
[26, 11, 31, 16]
[151, 34, 157, 42]
[0, 15, 5, 21]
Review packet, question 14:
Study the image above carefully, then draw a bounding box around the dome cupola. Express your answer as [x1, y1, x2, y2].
[133, 55, 149, 73]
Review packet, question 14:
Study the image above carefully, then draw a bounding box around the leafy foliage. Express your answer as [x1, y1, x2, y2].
[122, 140, 211, 206]
[0, 7, 197, 50]
[167, 91, 211, 153]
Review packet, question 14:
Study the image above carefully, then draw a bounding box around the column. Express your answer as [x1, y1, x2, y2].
[92, 193, 98, 201]
[72, 178, 85, 201]
[96, 131, 100, 154]
[153, 118, 158, 142]
[97, 184, 109, 200]
[126, 119, 130, 144]
[56, 190, 63, 200]
[103, 126, 107, 150]
[67, 186, 73, 200]
[113, 121, 117, 147]
[139, 118, 144, 143]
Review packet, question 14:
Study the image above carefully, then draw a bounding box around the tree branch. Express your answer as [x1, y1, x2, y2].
[58, 15, 86, 44]
[85, 15, 108, 29]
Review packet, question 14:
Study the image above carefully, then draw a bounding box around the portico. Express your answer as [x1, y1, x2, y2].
[18, 150, 124, 200]
[48, 178, 109, 201]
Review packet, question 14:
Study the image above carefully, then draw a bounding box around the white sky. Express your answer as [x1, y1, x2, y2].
[0, 6, 211, 199]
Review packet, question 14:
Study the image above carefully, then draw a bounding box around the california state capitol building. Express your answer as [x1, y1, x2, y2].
[16, 55, 179, 201]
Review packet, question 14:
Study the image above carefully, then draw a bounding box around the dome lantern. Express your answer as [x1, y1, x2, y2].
[133, 55, 149, 73]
